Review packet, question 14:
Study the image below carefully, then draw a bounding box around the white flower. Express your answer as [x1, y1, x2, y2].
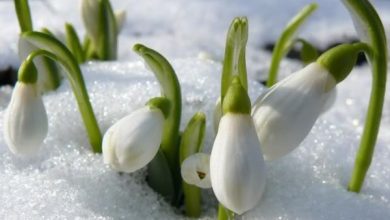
[210, 113, 266, 215]
[4, 82, 48, 155]
[181, 153, 211, 189]
[102, 106, 164, 173]
[213, 97, 222, 133]
[252, 62, 336, 160]
[81, 0, 100, 44]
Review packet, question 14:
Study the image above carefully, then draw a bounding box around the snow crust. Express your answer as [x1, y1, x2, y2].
[1, 0, 390, 219]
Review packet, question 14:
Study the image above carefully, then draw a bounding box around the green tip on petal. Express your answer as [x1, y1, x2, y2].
[222, 77, 251, 115]
[146, 97, 171, 119]
[18, 59, 38, 84]
[317, 42, 371, 83]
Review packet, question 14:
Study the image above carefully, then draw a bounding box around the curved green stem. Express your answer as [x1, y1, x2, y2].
[342, 0, 387, 192]
[14, 0, 33, 32]
[179, 112, 206, 217]
[133, 44, 182, 201]
[266, 3, 317, 87]
[21, 32, 102, 153]
[221, 17, 248, 105]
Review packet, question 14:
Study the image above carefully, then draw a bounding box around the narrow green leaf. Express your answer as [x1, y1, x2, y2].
[147, 150, 175, 202]
[21, 31, 103, 153]
[221, 17, 248, 105]
[97, 0, 117, 60]
[267, 3, 317, 87]
[297, 38, 318, 64]
[65, 23, 86, 63]
[14, 0, 33, 32]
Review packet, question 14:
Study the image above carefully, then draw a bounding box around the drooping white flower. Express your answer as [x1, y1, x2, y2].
[211, 77, 266, 215]
[211, 114, 266, 215]
[4, 82, 48, 155]
[102, 106, 165, 173]
[181, 153, 211, 189]
[252, 62, 336, 160]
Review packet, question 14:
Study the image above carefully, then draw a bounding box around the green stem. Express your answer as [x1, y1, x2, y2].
[21, 32, 103, 153]
[179, 112, 206, 217]
[218, 204, 235, 220]
[342, 0, 387, 192]
[133, 44, 182, 200]
[14, 0, 33, 32]
[266, 3, 317, 87]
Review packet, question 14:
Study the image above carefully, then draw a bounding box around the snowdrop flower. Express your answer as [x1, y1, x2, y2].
[181, 153, 211, 189]
[103, 98, 169, 173]
[211, 78, 266, 215]
[4, 61, 48, 155]
[252, 43, 366, 160]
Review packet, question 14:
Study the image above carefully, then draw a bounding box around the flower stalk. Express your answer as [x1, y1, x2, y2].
[20, 32, 102, 153]
[14, 0, 33, 32]
[342, 0, 387, 192]
[133, 44, 182, 203]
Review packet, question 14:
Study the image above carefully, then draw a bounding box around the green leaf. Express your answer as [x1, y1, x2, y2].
[267, 3, 317, 87]
[65, 23, 85, 63]
[147, 150, 175, 202]
[297, 38, 318, 64]
[97, 0, 117, 60]
[221, 17, 248, 105]
[20, 31, 102, 153]
[14, 0, 33, 32]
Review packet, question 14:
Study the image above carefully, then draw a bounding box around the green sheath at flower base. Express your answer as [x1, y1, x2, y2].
[20, 32, 103, 153]
[133, 44, 182, 203]
[146, 97, 171, 119]
[317, 43, 371, 83]
[342, 0, 387, 193]
[14, 0, 33, 32]
[223, 77, 251, 115]
[267, 3, 317, 87]
[18, 59, 38, 84]
[221, 17, 248, 105]
[179, 112, 206, 217]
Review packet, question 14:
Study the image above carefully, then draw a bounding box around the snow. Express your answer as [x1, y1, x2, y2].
[0, 0, 390, 219]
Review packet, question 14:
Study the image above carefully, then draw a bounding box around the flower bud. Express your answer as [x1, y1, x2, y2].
[211, 114, 266, 215]
[102, 106, 165, 173]
[181, 153, 211, 189]
[252, 62, 336, 160]
[211, 78, 266, 215]
[4, 82, 48, 155]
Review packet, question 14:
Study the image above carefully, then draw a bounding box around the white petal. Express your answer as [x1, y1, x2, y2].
[81, 0, 100, 43]
[210, 114, 266, 215]
[4, 82, 48, 155]
[102, 107, 164, 173]
[115, 10, 126, 33]
[252, 63, 336, 160]
[181, 153, 211, 189]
